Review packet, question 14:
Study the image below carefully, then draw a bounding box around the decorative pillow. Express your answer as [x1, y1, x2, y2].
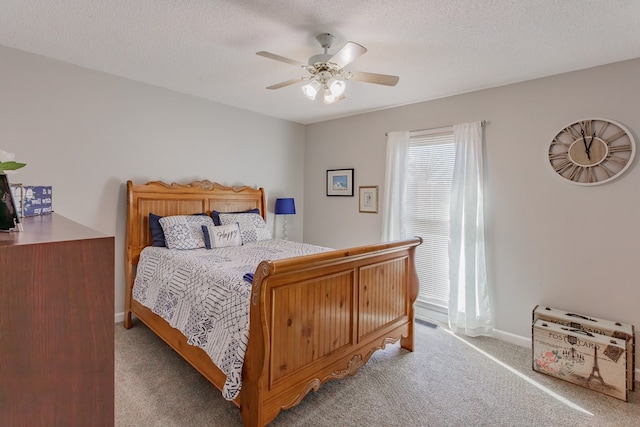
[149, 213, 166, 247]
[149, 212, 208, 247]
[158, 215, 214, 250]
[219, 212, 272, 244]
[201, 223, 242, 249]
[211, 208, 260, 226]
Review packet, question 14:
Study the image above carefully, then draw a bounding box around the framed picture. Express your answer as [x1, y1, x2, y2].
[9, 182, 24, 218]
[326, 168, 354, 196]
[359, 186, 378, 213]
[0, 174, 21, 231]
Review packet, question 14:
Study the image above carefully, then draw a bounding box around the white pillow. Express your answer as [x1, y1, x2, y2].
[202, 223, 243, 249]
[219, 212, 272, 244]
[159, 215, 214, 250]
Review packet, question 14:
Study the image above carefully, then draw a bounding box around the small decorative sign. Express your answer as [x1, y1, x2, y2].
[23, 186, 53, 217]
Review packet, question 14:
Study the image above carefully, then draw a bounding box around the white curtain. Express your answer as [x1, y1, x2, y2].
[381, 131, 409, 242]
[448, 121, 493, 337]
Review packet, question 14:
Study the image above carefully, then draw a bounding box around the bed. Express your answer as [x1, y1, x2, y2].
[124, 179, 422, 426]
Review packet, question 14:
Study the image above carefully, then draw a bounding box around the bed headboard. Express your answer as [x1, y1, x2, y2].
[125, 179, 266, 267]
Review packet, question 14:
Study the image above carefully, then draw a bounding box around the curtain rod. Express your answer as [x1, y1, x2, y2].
[385, 120, 486, 136]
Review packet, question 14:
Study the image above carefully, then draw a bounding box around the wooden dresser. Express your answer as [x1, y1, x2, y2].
[0, 213, 114, 426]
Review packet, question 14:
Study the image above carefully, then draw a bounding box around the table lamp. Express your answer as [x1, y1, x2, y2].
[274, 197, 296, 240]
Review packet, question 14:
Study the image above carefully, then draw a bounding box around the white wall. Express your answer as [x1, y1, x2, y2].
[5, 43, 638, 371]
[304, 59, 640, 370]
[0, 46, 306, 320]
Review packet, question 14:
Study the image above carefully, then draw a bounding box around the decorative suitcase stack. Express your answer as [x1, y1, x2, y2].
[532, 305, 635, 401]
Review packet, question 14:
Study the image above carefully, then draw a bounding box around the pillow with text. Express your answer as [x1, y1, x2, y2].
[202, 223, 243, 249]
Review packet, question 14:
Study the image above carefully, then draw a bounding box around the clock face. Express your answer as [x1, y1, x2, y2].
[548, 118, 635, 185]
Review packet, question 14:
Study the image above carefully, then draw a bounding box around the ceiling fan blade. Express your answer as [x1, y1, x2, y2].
[328, 42, 367, 68]
[349, 71, 399, 86]
[266, 78, 304, 90]
[256, 51, 307, 67]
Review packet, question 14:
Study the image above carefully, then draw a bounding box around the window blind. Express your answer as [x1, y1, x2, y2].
[407, 131, 455, 309]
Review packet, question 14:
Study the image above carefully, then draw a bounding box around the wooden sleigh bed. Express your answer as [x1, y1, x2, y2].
[123, 179, 422, 426]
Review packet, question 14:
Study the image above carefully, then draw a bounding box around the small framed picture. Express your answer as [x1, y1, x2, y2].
[359, 186, 378, 213]
[0, 174, 21, 231]
[9, 183, 24, 218]
[326, 168, 354, 196]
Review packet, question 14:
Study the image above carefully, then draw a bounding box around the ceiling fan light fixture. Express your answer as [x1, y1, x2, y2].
[258, 32, 398, 105]
[323, 89, 339, 104]
[326, 78, 346, 97]
[301, 79, 322, 100]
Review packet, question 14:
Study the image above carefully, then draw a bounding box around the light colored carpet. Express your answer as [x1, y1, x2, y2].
[115, 320, 639, 426]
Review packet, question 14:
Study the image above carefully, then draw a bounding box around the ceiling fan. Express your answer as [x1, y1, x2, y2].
[256, 33, 399, 104]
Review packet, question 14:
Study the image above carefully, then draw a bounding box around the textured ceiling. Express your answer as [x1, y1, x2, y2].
[2, 1, 639, 124]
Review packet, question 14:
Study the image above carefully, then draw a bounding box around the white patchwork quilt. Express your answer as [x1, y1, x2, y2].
[132, 239, 330, 400]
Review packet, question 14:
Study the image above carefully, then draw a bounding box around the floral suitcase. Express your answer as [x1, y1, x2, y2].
[532, 319, 627, 401]
[533, 305, 635, 391]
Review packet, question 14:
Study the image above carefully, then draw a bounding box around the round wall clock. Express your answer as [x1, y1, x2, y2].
[548, 118, 636, 186]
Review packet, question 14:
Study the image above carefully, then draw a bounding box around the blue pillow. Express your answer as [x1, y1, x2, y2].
[211, 208, 260, 226]
[149, 212, 207, 247]
[149, 213, 166, 247]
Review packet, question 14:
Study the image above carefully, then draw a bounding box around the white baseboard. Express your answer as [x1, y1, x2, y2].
[492, 328, 531, 348]
[115, 312, 124, 324]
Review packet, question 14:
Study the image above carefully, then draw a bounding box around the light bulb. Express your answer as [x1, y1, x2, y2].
[327, 78, 346, 97]
[323, 89, 339, 104]
[301, 79, 321, 100]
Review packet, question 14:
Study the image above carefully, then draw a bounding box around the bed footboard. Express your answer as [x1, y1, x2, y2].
[240, 237, 422, 426]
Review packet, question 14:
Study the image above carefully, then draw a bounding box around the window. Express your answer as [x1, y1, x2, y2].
[406, 129, 454, 322]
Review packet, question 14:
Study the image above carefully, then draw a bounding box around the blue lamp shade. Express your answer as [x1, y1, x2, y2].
[275, 198, 296, 215]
